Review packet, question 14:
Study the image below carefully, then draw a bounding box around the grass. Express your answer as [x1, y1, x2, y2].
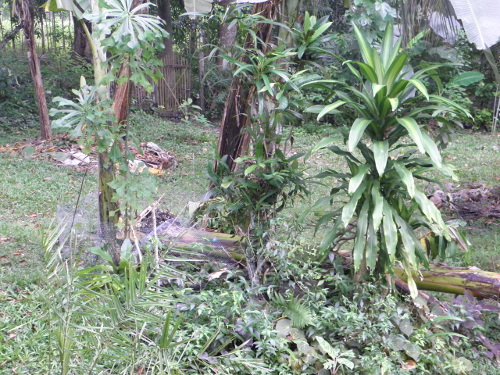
[1, 117, 498, 280]
[442, 132, 500, 185]
[0, 114, 499, 372]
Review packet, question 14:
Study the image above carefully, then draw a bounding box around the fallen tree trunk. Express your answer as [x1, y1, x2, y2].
[140, 225, 500, 300]
[394, 265, 500, 300]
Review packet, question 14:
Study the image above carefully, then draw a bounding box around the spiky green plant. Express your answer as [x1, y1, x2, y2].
[306, 23, 470, 297]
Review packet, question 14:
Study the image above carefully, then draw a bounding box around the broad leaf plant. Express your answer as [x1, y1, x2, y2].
[307, 23, 470, 297]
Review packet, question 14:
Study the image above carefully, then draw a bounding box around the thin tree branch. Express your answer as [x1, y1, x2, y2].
[0, 22, 23, 51]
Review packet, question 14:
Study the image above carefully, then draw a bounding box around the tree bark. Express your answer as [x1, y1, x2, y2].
[157, 0, 174, 60]
[216, 0, 237, 70]
[0, 22, 23, 51]
[215, 0, 281, 173]
[395, 265, 500, 300]
[72, 18, 92, 61]
[21, 0, 51, 140]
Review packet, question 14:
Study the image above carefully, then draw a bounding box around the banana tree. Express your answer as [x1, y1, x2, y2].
[183, 0, 268, 13]
[306, 23, 470, 298]
[397, 0, 500, 134]
[446, 0, 500, 134]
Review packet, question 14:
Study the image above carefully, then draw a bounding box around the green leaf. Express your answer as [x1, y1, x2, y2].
[396, 117, 425, 153]
[109, 140, 123, 162]
[383, 53, 407, 89]
[394, 214, 417, 268]
[365, 220, 378, 270]
[353, 200, 369, 271]
[90, 247, 114, 264]
[388, 97, 399, 111]
[317, 100, 345, 120]
[372, 83, 386, 97]
[319, 217, 342, 257]
[407, 274, 419, 299]
[382, 201, 397, 263]
[244, 164, 259, 176]
[312, 137, 337, 152]
[420, 131, 442, 168]
[353, 24, 374, 67]
[414, 191, 446, 230]
[310, 22, 333, 41]
[348, 164, 370, 194]
[409, 79, 429, 101]
[372, 140, 389, 176]
[304, 11, 312, 33]
[342, 181, 367, 227]
[381, 23, 399, 67]
[220, 179, 233, 189]
[356, 62, 378, 83]
[348, 118, 372, 152]
[393, 162, 415, 198]
[371, 182, 383, 231]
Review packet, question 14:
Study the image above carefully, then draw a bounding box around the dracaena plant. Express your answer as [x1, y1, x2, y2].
[306, 23, 470, 297]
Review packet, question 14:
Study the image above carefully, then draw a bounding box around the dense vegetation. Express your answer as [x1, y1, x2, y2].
[1, 0, 499, 374]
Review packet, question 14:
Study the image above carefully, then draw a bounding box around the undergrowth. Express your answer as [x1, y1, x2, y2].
[0, 111, 499, 373]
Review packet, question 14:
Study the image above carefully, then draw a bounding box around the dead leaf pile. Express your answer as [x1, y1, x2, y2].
[1, 134, 177, 175]
[429, 184, 500, 221]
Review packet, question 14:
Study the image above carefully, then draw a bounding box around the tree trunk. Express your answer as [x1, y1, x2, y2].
[215, 0, 281, 173]
[147, 226, 500, 300]
[216, 0, 237, 70]
[395, 265, 500, 300]
[98, 153, 120, 228]
[157, 0, 174, 60]
[0, 23, 23, 51]
[21, 0, 51, 140]
[72, 18, 92, 61]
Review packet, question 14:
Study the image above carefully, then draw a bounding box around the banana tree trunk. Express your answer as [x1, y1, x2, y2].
[395, 265, 500, 300]
[148, 227, 500, 299]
